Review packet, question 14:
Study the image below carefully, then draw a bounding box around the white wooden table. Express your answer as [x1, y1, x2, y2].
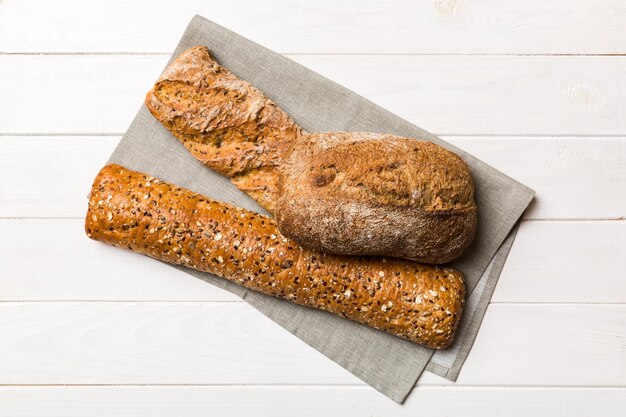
[1, 1, 625, 415]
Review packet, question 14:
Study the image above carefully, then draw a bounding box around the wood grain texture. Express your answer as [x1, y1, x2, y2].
[1, 0, 626, 54]
[0, 137, 118, 218]
[1, 219, 624, 303]
[1, 387, 625, 417]
[0, 55, 164, 135]
[291, 55, 626, 136]
[2, 136, 624, 220]
[0, 302, 624, 386]
[452, 137, 626, 220]
[0, 219, 240, 302]
[491, 221, 626, 303]
[3, 55, 626, 135]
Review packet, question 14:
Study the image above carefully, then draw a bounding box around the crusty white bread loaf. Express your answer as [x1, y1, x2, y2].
[85, 164, 465, 349]
[277, 132, 477, 264]
[146, 46, 477, 264]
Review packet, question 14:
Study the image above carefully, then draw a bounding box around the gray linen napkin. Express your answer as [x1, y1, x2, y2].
[107, 15, 534, 403]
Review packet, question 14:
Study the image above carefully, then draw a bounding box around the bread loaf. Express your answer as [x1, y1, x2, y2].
[146, 46, 477, 264]
[276, 132, 477, 264]
[145, 45, 302, 212]
[85, 164, 465, 349]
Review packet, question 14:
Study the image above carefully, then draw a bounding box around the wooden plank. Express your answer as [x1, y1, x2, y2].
[1, 219, 624, 303]
[2, 136, 625, 220]
[0, 55, 165, 135]
[451, 137, 626, 220]
[452, 304, 626, 387]
[492, 221, 626, 303]
[0, 302, 623, 386]
[0, 137, 119, 218]
[1, 386, 624, 417]
[3, 55, 626, 135]
[0, 219, 240, 302]
[0, 302, 359, 385]
[292, 55, 626, 135]
[2, 0, 626, 54]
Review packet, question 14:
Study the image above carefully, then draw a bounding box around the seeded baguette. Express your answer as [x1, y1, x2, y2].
[145, 45, 302, 212]
[85, 164, 465, 349]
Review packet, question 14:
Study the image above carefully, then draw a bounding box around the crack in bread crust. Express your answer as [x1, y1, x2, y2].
[145, 46, 302, 212]
[276, 133, 477, 264]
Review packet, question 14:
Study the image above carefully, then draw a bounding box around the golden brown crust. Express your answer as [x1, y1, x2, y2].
[145, 46, 302, 211]
[146, 46, 477, 264]
[85, 164, 465, 349]
[276, 132, 478, 264]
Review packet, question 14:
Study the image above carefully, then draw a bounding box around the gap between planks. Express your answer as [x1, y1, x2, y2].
[3, 133, 626, 137]
[0, 384, 625, 388]
[0, 300, 623, 305]
[4, 52, 626, 57]
[0, 217, 623, 222]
